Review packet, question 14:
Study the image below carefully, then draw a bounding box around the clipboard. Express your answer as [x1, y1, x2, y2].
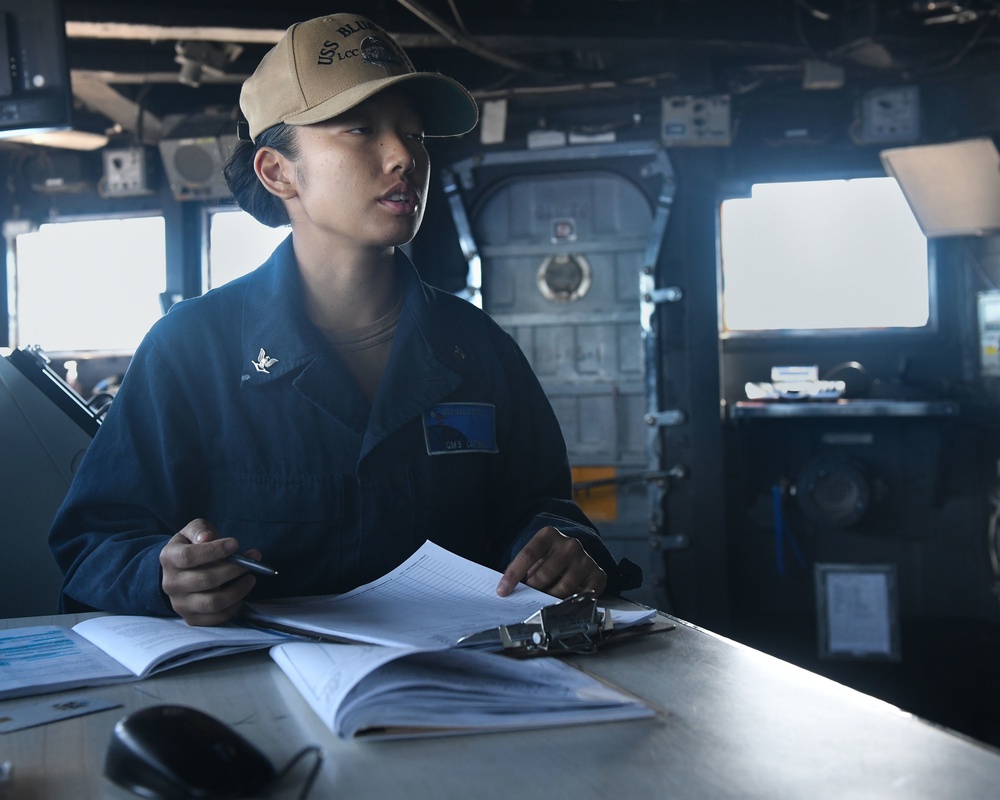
[455, 592, 674, 657]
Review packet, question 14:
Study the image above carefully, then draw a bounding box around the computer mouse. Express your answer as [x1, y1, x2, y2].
[104, 704, 277, 799]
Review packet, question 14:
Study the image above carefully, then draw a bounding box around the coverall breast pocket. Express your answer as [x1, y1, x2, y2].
[210, 471, 344, 529]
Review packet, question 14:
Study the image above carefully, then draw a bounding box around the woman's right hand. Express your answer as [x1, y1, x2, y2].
[159, 519, 259, 625]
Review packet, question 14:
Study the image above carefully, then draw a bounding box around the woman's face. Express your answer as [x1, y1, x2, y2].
[285, 90, 430, 252]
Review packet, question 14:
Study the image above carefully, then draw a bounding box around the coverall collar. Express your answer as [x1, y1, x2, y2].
[239, 234, 325, 386]
[238, 235, 465, 456]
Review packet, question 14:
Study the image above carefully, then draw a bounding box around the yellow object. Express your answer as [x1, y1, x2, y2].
[572, 466, 618, 522]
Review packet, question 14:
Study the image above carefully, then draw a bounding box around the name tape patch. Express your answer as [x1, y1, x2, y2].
[423, 403, 498, 455]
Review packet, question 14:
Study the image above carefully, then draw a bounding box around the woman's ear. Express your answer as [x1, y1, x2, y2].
[253, 147, 298, 200]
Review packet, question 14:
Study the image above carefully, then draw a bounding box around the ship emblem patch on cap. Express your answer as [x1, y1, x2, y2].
[360, 36, 401, 67]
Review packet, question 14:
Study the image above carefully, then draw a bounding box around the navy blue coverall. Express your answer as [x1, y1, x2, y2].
[49, 237, 638, 614]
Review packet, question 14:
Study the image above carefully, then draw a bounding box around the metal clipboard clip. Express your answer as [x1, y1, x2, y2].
[457, 592, 613, 656]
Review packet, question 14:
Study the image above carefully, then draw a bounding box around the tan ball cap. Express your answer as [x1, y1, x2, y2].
[240, 14, 479, 141]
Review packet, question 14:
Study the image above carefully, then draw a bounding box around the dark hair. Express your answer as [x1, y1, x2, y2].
[223, 123, 300, 228]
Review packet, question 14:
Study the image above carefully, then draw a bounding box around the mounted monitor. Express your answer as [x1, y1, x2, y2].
[0, 0, 73, 139]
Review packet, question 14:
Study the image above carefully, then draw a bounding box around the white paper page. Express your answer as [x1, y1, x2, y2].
[270, 641, 411, 729]
[251, 542, 545, 648]
[72, 616, 288, 677]
[0, 625, 134, 699]
[248, 541, 654, 649]
[270, 641, 654, 739]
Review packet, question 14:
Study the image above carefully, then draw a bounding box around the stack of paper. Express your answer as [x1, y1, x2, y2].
[244, 540, 656, 649]
[251, 540, 659, 739]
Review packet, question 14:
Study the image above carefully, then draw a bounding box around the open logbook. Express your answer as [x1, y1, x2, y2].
[270, 639, 655, 740]
[0, 616, 288, 700]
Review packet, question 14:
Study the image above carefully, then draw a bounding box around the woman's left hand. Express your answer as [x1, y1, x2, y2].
[497, 526, 607, 598]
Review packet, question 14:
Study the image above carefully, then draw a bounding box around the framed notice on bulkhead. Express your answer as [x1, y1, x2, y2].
[815, 563, 901, 661]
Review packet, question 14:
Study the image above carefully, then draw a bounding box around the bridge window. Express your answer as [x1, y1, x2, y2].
[205, 209, 289, 290]
[11, 216, 166, 353]
[719, 177, 930, 334]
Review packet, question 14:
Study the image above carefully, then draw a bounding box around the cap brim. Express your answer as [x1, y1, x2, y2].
[283, 72, 478, 138]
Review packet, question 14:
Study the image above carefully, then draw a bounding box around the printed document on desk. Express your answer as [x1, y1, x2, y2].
[0, 618, 290, 700]
[245, 540, 655, 650]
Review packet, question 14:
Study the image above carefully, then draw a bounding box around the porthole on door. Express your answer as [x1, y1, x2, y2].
[536, 253, 593, 303]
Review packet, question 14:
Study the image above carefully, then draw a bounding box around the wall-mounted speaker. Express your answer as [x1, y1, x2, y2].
[158, 134, 238, 201]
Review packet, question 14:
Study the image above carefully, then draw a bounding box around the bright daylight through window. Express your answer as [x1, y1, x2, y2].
[207, 210, 289, 290]
[13, 216, 166, 353]
[719, 177, 929, 333]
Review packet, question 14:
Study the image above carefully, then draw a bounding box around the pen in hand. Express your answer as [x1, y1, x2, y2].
[225, 553, 279, 576]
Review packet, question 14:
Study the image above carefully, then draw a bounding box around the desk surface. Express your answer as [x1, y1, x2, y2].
[3, 612, 1000, 799]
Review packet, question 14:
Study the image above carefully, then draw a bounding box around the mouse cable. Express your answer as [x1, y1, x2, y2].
[273, 745, 324, 800]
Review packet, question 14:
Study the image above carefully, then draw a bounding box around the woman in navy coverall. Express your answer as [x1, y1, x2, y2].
[48, 13, 639, 625]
